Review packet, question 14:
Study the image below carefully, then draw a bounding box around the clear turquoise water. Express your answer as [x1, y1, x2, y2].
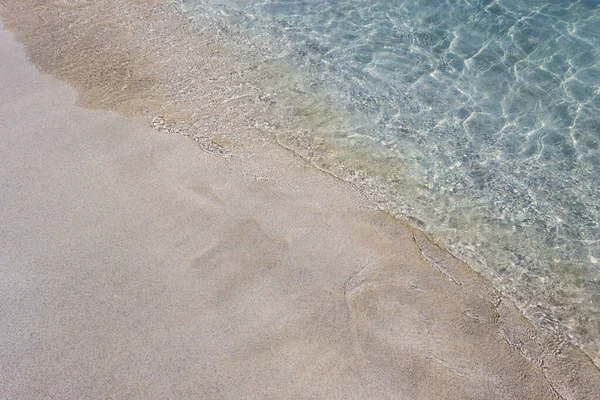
[182, 0, 600, 357]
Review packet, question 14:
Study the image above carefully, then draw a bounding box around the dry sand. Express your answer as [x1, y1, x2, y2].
[1, 11, 599, 400]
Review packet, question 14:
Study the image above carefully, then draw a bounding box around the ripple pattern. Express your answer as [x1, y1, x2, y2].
[182, 0, 600, 359]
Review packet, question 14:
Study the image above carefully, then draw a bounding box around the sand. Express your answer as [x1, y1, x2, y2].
[0, 9, 599, 400]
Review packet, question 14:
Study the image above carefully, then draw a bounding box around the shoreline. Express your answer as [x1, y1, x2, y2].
[3, 0, 598, 363]
[1, 1, 600, 398]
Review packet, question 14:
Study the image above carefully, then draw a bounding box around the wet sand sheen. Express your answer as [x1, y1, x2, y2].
[0, 2, 599, 399]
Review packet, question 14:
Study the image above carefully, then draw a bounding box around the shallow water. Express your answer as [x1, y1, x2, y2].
[181, 0, 600, 357]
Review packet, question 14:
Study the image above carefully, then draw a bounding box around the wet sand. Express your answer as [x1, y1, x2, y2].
[1, 5, 600, 400]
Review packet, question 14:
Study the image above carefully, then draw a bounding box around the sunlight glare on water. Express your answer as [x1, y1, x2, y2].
[182, 0, 600, 358]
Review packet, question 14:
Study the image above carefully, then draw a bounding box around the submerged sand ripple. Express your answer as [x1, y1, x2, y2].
[1, 2, 600, 399]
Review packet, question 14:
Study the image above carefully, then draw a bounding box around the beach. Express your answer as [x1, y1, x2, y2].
[1, 1, 600, 398]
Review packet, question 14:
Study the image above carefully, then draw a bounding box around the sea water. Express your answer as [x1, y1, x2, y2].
[181, 0, 600, 358]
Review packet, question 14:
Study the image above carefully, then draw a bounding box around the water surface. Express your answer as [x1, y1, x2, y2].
[181, 0, 600, 358]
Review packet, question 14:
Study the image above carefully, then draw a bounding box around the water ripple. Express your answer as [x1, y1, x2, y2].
[183, 0, 600, 359]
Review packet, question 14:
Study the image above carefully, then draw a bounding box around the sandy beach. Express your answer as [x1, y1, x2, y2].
[1, 2, 600, 399]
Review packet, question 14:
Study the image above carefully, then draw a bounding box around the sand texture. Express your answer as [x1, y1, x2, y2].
[1, 6, 600, 400]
